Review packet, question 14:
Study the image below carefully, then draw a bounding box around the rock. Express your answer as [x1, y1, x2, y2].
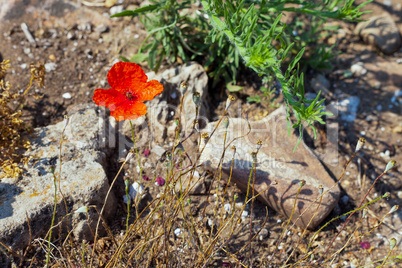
[123, 182, 145, 204]
[350, 62, 367, 77]
[45, 62, 57, 72]
[62, 92, 72, 99]
[392, 124, 402, 133]
[391, 90, 402, 104]
[329, 96, 360, 122]
[174, 170, 207, 195]
[0, 107, 116, 251]
[110, 5, 124, 16]
[310, 74, 333, 98]
[354, 14, 401, 54]
[199, 106, 340, 229]
[95, 24, 109, 34]
[122, 62, 209, 146]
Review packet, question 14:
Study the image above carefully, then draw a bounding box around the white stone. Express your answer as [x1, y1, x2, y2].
[351, 62, 367, 77]
[62, 92, 72, 99]
[110, 5, 124, 16]
[45, 62, 57, 72]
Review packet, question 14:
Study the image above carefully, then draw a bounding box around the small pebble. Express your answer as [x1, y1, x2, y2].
[174, 228, 183, 236]
[110, 5, 124, 16]
[45, 62, 57, 72]
[223, 203, 231, 212]
[351, 62, 367, 77]
[380, 127, 385, 131]
[20, 63, 27, 69]
[241, 210, 249, 218]
[62, 93, 72, 99]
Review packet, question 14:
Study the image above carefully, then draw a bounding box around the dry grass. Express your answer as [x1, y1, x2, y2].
[0, 63, 400, 267]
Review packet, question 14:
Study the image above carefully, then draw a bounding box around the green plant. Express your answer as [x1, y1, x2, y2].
[114, 0, 371, 148]
[246, 86, 279, 109]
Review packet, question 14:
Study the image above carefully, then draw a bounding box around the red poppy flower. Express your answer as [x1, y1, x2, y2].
[93, 62, 163, 121]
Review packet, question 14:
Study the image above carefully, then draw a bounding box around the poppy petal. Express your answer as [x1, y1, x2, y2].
[110, 101, 147, 121]
[135, 80, 164, 101]
[107, 62, 147, 92]
[93, 88, 126, 109]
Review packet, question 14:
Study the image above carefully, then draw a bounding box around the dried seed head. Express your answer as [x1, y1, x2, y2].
[62, 115, 69, 132]
[225, 95, 235, 110]
[165, 151, 172, 161]
[180, 80, 188, 95]
[192, 119, 199, 132]
[231, 145, 236, 154]
[192, 92, 201, 106]
[223, 116, 229, 129]
[251, 151, 258, 161]
[272, 180, 278, 185]
[299, 180, 306, 187]
[256, 140, 262, 151]
[355, 137, 366, 152]
[318, 185, 324, 195]
[388, 205, 399, 214]
[362, 208, 368, 218]
[384, 160, 396, 173]
[125, 150, 134, 162]
[201, 132, 209, 142]
[389, 238, 396, 250]
[383, 192, 390, 198]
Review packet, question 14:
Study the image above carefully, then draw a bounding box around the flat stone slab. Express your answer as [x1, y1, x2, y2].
[200, 106, 340, 229]
[0, 106, 116, 250]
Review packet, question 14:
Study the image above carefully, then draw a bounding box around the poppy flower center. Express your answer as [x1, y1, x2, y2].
[126, 91, 137, 101]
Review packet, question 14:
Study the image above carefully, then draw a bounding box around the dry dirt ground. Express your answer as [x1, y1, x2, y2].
[0, 0, 401, 267]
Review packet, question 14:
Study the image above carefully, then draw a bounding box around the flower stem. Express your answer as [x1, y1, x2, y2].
[125, 184, 130, 234]
[129, 120, 142, 175]
[46, 172, 58, 266]
[316, 172, 386, 264]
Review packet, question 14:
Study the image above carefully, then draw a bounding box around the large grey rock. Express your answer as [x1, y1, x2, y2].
[0, 107, 116, 250]
[199, 106, 340, 229]
[355, 14, 401, 54]
[121, 62, 209, 148]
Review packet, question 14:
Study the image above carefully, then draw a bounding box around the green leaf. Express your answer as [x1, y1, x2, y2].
[110, 4, 159, 18]
[119, 55, 130, 62]
[227, 82, 244, 92]
[129, 53, 148, 64]
[247, 96, 261, 103]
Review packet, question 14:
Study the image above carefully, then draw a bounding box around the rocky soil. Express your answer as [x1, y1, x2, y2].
[0, 0, 401, 267]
